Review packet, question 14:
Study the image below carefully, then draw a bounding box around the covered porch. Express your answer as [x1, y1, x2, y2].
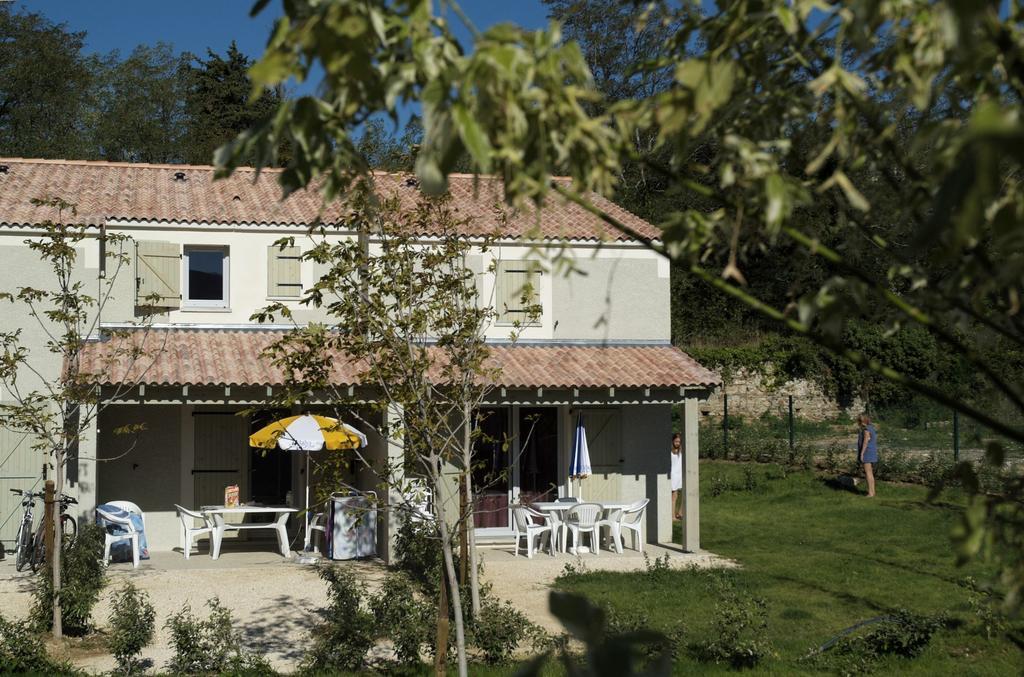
[74, 329, 718, 562]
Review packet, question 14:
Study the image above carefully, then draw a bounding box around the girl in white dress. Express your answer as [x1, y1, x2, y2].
[670, 432, 683, 519]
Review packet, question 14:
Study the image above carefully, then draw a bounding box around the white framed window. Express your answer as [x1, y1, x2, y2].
[183, 246, 229, 308]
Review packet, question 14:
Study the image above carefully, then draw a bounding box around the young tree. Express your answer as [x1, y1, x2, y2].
[252, 191, 536, 674]
[0, 198, 158, 638]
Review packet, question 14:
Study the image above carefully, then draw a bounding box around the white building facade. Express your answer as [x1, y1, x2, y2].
[0, 158, 716, 560]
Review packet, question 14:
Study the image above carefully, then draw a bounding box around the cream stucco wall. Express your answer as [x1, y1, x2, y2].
[96, 222, 670, 342]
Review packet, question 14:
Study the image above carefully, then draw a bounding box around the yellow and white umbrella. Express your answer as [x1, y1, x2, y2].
[249, 414, 367, 550]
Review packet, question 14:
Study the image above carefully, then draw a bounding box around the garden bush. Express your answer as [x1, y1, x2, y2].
[0, 614, 76, 674]
[393, 515, 459, 599]
[802, 610, 949, 673]
[165, 598, 272, 675]
[107, 582, 155, 674]
[302, 565, 374, 673]
[466, 590, 547, 664]
[369, 571, 432, 666]
[604, 603, 685, 664]
[692, 571, 773, 669]
[31, 522, 105, 636]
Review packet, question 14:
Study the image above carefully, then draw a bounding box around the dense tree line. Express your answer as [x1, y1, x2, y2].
[0, 6, 281, 165]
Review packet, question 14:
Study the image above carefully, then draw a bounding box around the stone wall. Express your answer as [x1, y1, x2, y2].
[700, 368, 863, 422]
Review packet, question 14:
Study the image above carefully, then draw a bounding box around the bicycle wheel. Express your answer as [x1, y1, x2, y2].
[61, 514, 78, 546]
[14, 519, 32, 572]
[30, 528, 45, 573]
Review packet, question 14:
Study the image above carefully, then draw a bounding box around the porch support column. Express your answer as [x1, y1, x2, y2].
[73, 411, 98, 524]
[682, 396, 700, 552]
[382, 403, 404, 565]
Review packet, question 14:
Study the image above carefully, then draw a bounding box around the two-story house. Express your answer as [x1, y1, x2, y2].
[0, 158, 717, 561]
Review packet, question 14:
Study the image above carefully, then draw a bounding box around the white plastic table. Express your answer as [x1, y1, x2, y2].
[532, 501, 633, 554]
[201, 506, 296, 559]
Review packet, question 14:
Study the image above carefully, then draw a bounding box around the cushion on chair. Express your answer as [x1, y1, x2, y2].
[96, 504, 149, 561]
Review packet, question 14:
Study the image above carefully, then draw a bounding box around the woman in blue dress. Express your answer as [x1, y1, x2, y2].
[857, 413, 878, 497]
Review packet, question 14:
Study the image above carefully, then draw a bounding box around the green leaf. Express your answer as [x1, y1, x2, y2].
[820, 170, 870, 212]
[764, 173, 787, 230]
[775, 6, 798, 35]
[249, 0, 271, 18]
[452, 102, 493, 172]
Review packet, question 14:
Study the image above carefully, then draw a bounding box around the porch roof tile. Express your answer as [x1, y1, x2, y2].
[78, 329, 719, 390]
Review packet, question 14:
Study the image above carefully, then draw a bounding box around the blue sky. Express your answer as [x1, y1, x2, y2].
[17, 1, 553, 82]
[17, 0, 554, 128]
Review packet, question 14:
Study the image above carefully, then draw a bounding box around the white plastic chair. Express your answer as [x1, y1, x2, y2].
[309, 511, 326, 553]
[107, 500, 145, 531]
[597, 506, 625, 554]
[618, 499, 649, 553]
[565, 503, 603, 556]
[174, 504, 215, 559]
[512, 505, 553, 558]
[96, 507, 140, 568]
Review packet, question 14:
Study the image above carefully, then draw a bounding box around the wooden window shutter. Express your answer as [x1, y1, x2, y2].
[135, 241, 181, 308]
[496, 260, 541, 323]
[267, 245, 302, 298]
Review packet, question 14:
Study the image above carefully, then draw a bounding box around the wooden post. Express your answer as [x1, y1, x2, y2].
[435, 568, 450, 676]
[43, 480, 55, 568]
[682, 397, 700, 552]
[459, 474, 468, 586]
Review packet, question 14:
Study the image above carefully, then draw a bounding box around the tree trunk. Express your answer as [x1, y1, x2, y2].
[432, 465, 468, 677]
[434, 567, 449, 677]
[52, 451, 63, 639]
[462, 404, 481, 617]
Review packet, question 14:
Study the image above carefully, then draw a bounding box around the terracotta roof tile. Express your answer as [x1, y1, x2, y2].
[78, 329, 719, 389]
[0, 158, 660, 242]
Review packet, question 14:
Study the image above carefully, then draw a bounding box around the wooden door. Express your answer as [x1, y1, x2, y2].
[193, 413, 247, 508]
[577, 409, 621, 502]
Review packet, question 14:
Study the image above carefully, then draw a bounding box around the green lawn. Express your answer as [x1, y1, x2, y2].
[552, 461, 1023, 675]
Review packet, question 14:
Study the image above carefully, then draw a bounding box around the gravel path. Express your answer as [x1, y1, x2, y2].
[0, 542, 732, 673]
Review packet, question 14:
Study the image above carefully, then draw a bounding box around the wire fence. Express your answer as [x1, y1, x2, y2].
[698, 394, 1024, 468]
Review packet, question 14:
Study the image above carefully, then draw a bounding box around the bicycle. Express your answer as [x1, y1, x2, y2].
[30, 494, 78, 573]
[10, 488, 44, 572]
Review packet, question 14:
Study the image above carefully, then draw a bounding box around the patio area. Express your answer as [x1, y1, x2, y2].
[0, 539, 730, 673]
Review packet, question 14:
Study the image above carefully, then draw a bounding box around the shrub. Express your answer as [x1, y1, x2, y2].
[803, 610, 949, 673]
[369, 571, 432, 666]
[642, 553, 672, 580]
[709, 475, 730, 498]
[108, 582, 155, 674]
[742, 466, 761, 492]
[31, 522, 106, 636]
[555, 557, 591, 585]
[692, 572, 773, 669]
[467, 591, 545, 664]
[302, 566, 374, 673]
[165, 598, 272, 675]
[918, 453, 955, 488]
[393, 515, 458, 599]
[604, 604, 685, 664]
[0, 614, 76, 674]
